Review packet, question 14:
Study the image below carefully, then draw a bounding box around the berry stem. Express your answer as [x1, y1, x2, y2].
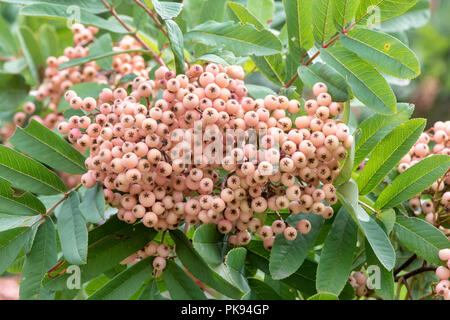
[101, 0, 166, 67]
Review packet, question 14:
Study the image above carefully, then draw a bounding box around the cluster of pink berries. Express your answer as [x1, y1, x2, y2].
[57, 60, 352, 249]
[402, 121, 450, 234]
[120, 241, 173, 277]
[348, 271, 368, 297]
[140, 241, 172, 276]
[436, 248, 450, 300]
[4, 24, 149, 141]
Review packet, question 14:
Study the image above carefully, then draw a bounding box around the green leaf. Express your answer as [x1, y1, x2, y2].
[56, 192, 88, 265]
[0, 177, 46, 216]
[313, 0, 337, 45]
[282, 0, 314, 52]
[0, 227, 31, 275]
[166, 19, 185, 75]
[225, 247, 250, 292]
[0, 214, 40, 232]
[79, 184, 105, 224]
[227, 1, 264, 30]
[39, 24, 59, 59]
[170, 229, 243, 299]
[247, 0, 274, 25]
[298, 62, 352, 102]
[247, 278, 283, 299]
[2, 0, 108, 13]
[394, 216, 449, 266]
[184, 21, 282, 57]
[0, 145, 67, 195]
[2, 58, 27, 74]
[252, 54, 285, 86]
[17, 26, 44, 84]
[0, 16, 18, 56]
[195, 0, 227, 25]
[316, 207, 358, 295]
[9, 120, 86, 175]
[226, 2, 285, 86]
[139, 279, 169, 300]
[341, 28, 420, 79]
[44, 217, 157, 290]
[308, 292, 339, 300]
[246, 84, 277, 99]
[354, 103, 414, 170]
[365, 239, 395, 300]
[20, 219, 57, 300]
[163, 259, 207, 300]
[193, 53, 230, 66]
[356, 0, 418, 26]
[263, 274, 297, 300]
[20, 4, 127, 34]
[58, 49, 146, 70]
[320, 44, 397, 114]
[84, 275, 109, 296]
[269, 213, 323, 280]
[246, 241, 318, 298]
[88, 258, 152, 300]
[337, 180, 396, 270]
[58, 82, 110, 112]
[0, 73, 30, 111]
[193, 223, 226, 266]
[376, 155, 450, 210]
[152, 0, 183, 20]
[333, 0, 360, 30]
[118, 73, 138, 84]
[378, 208, 396, 235]
[380, 0, 430, 32]
[356, 118, 426, 195]
[89, 34, 113, 70]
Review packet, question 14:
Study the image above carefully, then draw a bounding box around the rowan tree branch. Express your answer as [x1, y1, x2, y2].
[101, 0, 166, 66]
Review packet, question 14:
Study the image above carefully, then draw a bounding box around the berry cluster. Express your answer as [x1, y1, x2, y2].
[3, 24, 149, 141]
[120, 241, 172, 277]
[402, 121, 450, 234]
[57, 61, 352, 248]
[436, 249, 450, 300]
[348, 271, 368, 297]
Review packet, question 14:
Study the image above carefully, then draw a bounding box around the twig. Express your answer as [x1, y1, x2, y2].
[45, 183, 82, 216]
[394, 254, 416, 276]
[400, 277, 414, 300]
[285, 12, 366, 89]
[101, 0, 166, 67]
[395, 265, 436, 282]
[133, 0, 168, 37]
[275, 211, 283, 221]
[284, 51, 321, 88]
[323, 35, 340, 48]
